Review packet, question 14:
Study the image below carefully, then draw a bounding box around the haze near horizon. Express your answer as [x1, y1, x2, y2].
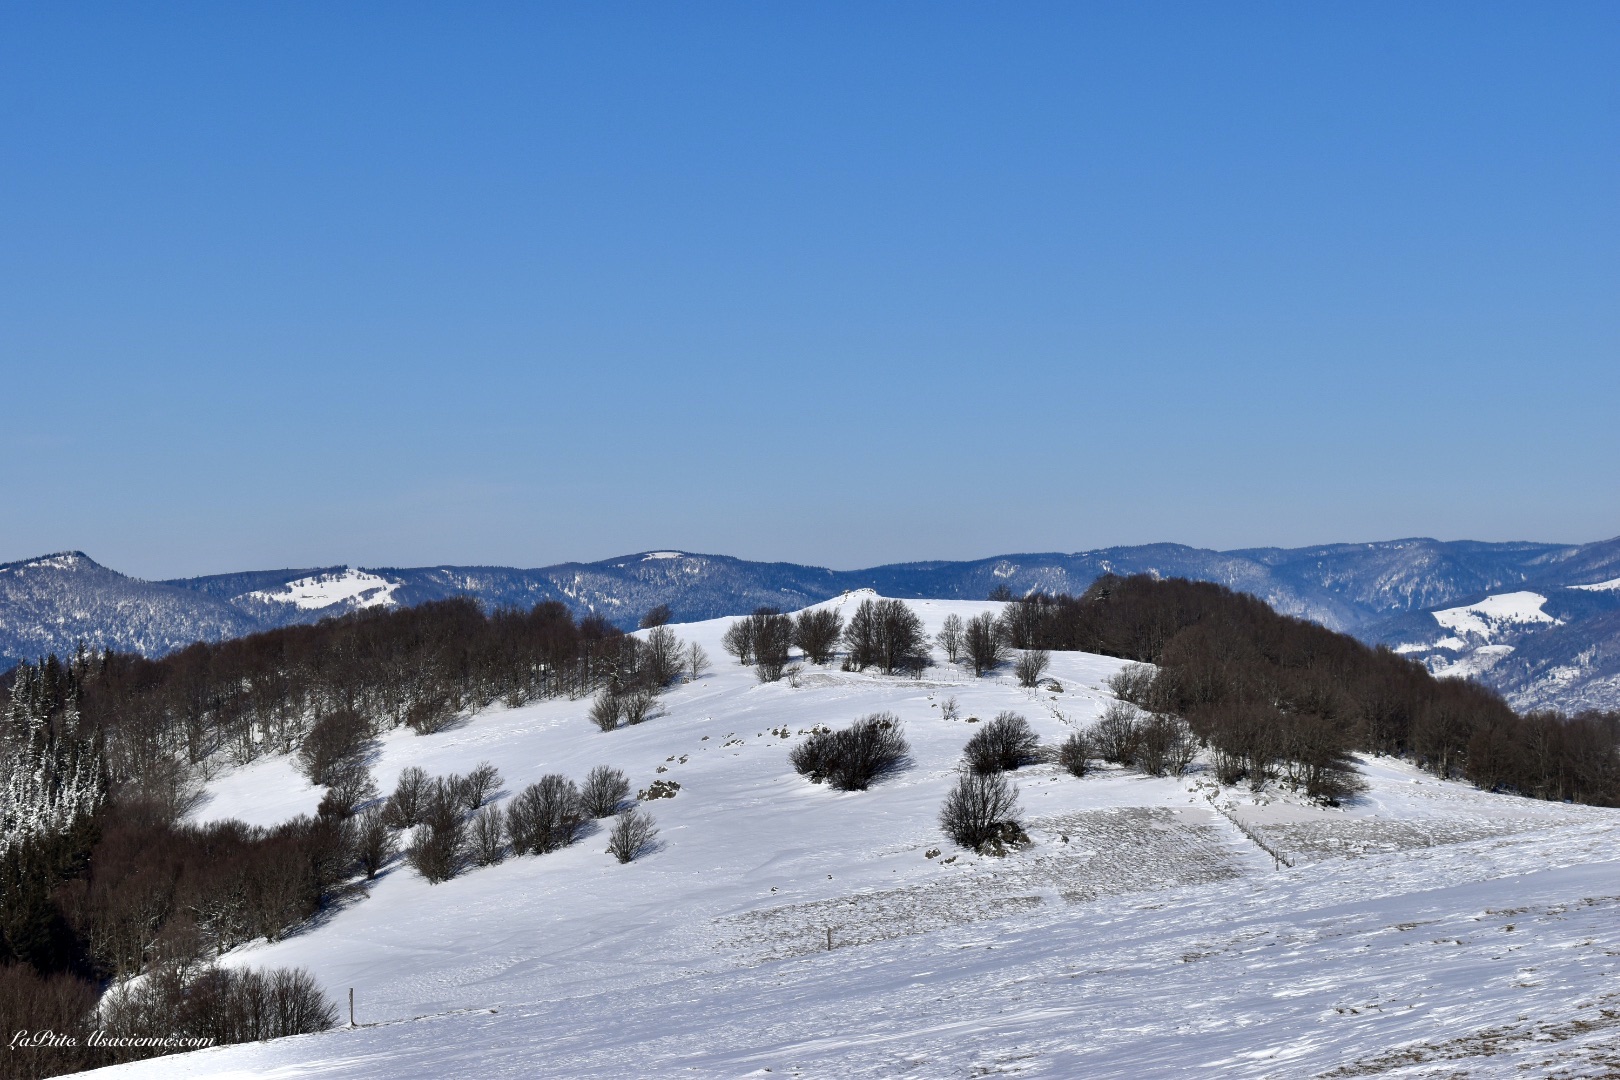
[3, 3, 1616, 579]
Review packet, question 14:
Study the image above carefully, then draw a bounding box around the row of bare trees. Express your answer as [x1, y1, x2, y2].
[724, 599, 935, 680]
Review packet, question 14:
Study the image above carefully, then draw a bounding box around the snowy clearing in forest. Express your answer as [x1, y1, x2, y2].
[1430, 592, 1559, 641]
[247, 568, 400, 611]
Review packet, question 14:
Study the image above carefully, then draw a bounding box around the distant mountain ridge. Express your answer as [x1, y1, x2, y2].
[3, 536, 1619, 711]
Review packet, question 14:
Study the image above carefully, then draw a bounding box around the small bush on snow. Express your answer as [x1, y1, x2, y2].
[789, 712, 909, 791]
[962, 712, 1040, 774]
[606, 810, 659, 864]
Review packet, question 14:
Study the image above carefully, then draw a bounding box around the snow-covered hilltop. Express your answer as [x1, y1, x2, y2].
[89, 598, 1620, 1079]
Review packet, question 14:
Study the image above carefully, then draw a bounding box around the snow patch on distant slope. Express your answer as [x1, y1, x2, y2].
[248, 568, 400, 611]
[1569, 576, 1620, 592]
[642, 551, 684, 561]
[1429, 643, 1516, 681]
[5, 553, 88, 573]
[1431, 591, 1559, 641]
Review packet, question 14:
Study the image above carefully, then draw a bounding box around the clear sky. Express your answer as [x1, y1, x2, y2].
[2, 2, 1616, 579]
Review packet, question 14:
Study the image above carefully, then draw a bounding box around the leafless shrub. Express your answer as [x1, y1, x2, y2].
[469, 805, 506, 866]
[940, 695, 959, 721]
[963, 612, 1007, 676]
[406, 783, 467, 883]
[1281, 714, 1367, 803]
[939, 771, 1023, 852]
[722, 619, 756, 665]
[935, 613, 965, 663]
[841, 598, 930, 674]
[1057, 731, 1092, 777]
[385, 766, 431, 828]
[686, 641, 711, 681]
[316, 763, 377, 819]
[461, 762, 501, 809]
[1092, 700, 1143, 765]
[962, 711, 1040, 773]
[752, 609, 793, 680]
[0, 963, 99, 1074]
[296, 708, 371, 785]
[1014, 649, 1050, 688]
[789, 712, 910, 791]
[621, 684, 660, 725]
[643, 625, 685, 687]
[354, 804, 396, 879]
[506, 774, 581, 855]
[793, 608, 844, 665]
[1134, 713, 1197, 777]
[588, 688, 624, 731]
[579, 765, 631, 818]
[405, 690, 459, 735]
[1108, 663, 1158, 706]
[606, 809, 659, 863]
[100, 962, 337, 1047]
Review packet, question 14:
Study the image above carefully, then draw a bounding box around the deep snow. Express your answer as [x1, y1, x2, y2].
[91, 595, 1620, 1079]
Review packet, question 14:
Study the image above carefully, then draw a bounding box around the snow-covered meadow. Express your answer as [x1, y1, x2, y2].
[91, 595, 1620, 1079]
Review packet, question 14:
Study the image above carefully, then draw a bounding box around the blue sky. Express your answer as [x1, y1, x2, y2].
[2, 2, 1616, 578]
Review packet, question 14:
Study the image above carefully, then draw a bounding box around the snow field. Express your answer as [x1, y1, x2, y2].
[246, 568, 400, 611]
[96, 594, 1620, 1079]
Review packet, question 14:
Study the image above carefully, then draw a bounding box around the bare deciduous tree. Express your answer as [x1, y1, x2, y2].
[685, 641, 711, 682]
[506, 774, 581, 855]
[588, 688, 624, 732]
[354, 804, 396, 879]
[750, 609, 793, 681]
[1014, 649, 1050, 688]
[579, 765, 631, 818]
[643, 626, 684, 687]
[962, 712, 1040, 773]
[939, 771, 1022, 851]
[935, 614, 965, 663]
[461, 762, 501, 809]
[385, 766, 431, 828]
[1092, 701, 1143, 765]
[843, 598, 929, 675]
[722, 619, 756, 665]
[1057, 731, 1091, 777]
[621, 684, 660, 725]
[1134, 713, 1196, 777]
[606, 809, 659, 863]
[789, 712, 910, 791]
[316, 763, 376, 819]
[296, 709, 372, 786]
[638, 603, 673, 629]
[1107, 663, 1158, 707]
[468, 805, 506, 866]
[406, 787, 466, 883]
[963, 612, 1007, 676]
[793, 608, 844, 665]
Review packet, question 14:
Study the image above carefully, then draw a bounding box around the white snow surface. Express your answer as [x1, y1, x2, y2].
[247, 568, 401, 611]
[100, 596, 1620, 1079]
[1426, 643, 1517, 681]
[1569, 576, 1620, 592]
[1430, 591, 1560, 642]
